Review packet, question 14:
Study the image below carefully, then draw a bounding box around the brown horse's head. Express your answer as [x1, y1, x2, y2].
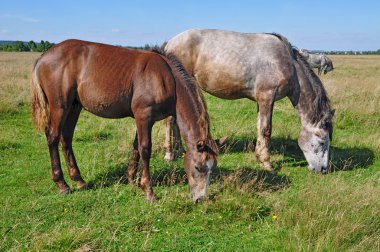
[184, 139, 218, 203]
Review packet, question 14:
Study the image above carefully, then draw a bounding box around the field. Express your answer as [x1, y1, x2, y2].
[1, 52, 379, 251]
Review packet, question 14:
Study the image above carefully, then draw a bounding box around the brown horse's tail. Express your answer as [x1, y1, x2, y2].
[31, 60, 49, 131]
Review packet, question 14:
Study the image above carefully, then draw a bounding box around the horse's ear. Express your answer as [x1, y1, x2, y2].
[215, 136, 228, 147]
[205, 139, 219, 155]
[197, 139, 219, 155]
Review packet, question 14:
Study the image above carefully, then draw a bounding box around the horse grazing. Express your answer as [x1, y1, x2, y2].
[164, 29, 334, 173]
[31, 39, 218, 202]
[299, 49, 334, 75]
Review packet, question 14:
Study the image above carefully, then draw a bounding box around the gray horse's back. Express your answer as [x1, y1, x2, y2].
[165, 29, 295, 100]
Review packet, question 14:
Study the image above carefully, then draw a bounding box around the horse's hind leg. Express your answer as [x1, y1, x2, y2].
[46, 106, 71, 194]
[163, 116, 184, 162]
[135, 116, 156, 201]
[172, 119, 184, 159]
[163, 117, 174, 161]
[255, 94, 275, 172]
[60, 104, 87, 190]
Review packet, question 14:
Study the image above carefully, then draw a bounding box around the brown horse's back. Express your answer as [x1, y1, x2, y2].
[34, 39, 176, 120]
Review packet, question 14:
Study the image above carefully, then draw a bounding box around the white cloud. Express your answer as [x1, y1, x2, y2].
[1, 29, 8, 33]
[111, 28, 121, 32]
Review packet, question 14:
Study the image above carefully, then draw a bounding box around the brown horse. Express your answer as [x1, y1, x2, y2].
[164, 29, 334, 173]
[31, 39, 218, 202]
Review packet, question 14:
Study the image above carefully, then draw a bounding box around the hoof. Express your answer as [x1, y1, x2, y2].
[76, 181, 88, 190]
[127, 177, 136, 185]
[59, 187, 71, 195]
[146, 194, 159, 202]
[262, 162, 275, 173]
[164, 152, 174, 162]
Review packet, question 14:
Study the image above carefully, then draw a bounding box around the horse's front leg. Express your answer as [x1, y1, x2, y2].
[135, 117, 157, 202]
[255, 94, 275, 172]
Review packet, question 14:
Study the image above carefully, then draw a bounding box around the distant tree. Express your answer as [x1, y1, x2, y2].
[44, 41, 54, 51]
[143, 43, 151, 50]
[28, 40, 37, 52]
[36, 40, 45, 52]
[35, 40, 54, 52]
[0, 40, 54, 52]
[12, 41, 29, 51]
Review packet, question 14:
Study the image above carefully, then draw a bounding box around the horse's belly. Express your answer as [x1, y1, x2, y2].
[194, 69, 252, 100]
[78, 86, 133, 118]
[81, 97, 133, 118]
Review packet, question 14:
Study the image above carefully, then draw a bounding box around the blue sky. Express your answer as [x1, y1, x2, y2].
[1, 0, 379, 51]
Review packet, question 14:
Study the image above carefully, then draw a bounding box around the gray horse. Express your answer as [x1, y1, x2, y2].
[299, 49, 334, 75]
[164, 29, 335, 173]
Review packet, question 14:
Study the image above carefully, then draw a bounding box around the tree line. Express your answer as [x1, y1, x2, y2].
[325, 50, 380, 55]
[1, 40, 379, 55]
[0, 40, 55, 52]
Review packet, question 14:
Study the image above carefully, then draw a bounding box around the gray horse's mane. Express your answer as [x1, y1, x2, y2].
[292, 48, 333, 124]
[269, 33, 333, 125]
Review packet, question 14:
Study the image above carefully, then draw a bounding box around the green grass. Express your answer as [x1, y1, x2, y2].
[1, 53, 379, 251]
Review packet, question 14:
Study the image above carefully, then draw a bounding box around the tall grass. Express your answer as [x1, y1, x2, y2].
[321, 55, 380, 153]
[0, 52, 39, 114]
[1, 53, 379, 251]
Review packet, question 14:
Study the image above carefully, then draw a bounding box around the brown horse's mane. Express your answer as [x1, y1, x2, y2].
[151, 47, 212, 141]
[269, 33, 333, 125]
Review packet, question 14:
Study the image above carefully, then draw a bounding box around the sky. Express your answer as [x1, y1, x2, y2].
[1, 0, 379, 51]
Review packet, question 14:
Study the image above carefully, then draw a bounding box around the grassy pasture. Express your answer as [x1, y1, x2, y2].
[1, 52, 379, 251]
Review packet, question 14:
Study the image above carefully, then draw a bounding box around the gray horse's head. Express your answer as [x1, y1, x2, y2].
[323, 58, 334, 74]
[298, 110, 334, 173]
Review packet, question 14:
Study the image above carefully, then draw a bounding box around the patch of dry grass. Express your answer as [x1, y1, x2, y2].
[0, 52, 41, 113]
[321, 55, 380, 114]
[319, 55, 380, 152]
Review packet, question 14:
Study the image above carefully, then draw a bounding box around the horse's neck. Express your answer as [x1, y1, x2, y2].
[174, 79, 208, 148]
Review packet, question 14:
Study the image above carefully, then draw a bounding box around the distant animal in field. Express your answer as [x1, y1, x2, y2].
[31, 40, 218, 202]
[299, 49, 334, 75]
[163, 29, 334, 173]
